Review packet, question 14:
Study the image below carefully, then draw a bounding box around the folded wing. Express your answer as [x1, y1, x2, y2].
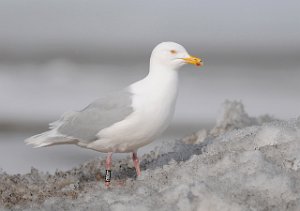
[25, 89, 133, 148]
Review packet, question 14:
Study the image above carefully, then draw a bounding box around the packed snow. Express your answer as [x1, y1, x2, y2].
[1, 101, 300, 211]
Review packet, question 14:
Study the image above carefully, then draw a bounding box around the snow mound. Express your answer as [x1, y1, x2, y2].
[211, 100, 274, 135]
[183, 100, 275, 144]
[1, 101, 300, 211]
[255, 118, 300, 147]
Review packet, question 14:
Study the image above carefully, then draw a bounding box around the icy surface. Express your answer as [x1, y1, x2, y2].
[1, 101, 300, 211]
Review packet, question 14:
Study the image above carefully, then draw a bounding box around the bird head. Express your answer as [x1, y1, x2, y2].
[150, 42, 203, 70]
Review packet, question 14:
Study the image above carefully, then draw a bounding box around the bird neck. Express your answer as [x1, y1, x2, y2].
[130, 62, 179, 100]
[138, 62, 179, 99]
[147, 62, 179, 83]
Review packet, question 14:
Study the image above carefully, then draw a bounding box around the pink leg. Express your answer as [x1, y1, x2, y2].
[132, 151, 141, 177]
[105, 152, 112, 187]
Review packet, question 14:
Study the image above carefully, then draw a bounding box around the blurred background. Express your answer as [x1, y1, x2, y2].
[1, 0, 299, 173]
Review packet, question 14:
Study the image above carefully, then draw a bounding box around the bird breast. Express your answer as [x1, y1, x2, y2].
[95, 70, 179, 152]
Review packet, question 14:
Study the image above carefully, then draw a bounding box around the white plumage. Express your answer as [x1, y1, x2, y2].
[25, 42, 203, 185]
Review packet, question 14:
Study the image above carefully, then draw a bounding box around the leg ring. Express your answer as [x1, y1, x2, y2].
[105, 170, 111, 183]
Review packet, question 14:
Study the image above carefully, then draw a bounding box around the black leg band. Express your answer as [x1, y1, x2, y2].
[105, 170, 111, 183]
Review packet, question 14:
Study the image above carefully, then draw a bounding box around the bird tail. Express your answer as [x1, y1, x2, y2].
[25, 130, 77, 148]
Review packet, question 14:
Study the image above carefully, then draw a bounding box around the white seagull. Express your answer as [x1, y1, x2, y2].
[25, 42, 203, 186]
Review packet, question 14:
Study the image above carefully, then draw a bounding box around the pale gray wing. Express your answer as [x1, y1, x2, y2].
[54, 89, 133, 143]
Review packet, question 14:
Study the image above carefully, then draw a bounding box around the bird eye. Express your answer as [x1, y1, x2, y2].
[170, 50, 177, 54]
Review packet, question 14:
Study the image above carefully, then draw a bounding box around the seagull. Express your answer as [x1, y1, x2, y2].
[25, 42, 203, 187]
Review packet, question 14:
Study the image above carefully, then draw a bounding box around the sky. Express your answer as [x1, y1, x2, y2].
[0, 0, 299, 63]
[0, 0, 299, 121]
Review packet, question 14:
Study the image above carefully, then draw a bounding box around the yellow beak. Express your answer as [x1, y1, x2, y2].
[182, 56, 203, 67]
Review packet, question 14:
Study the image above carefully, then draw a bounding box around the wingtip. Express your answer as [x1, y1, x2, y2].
[24, 134, 48, 148]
